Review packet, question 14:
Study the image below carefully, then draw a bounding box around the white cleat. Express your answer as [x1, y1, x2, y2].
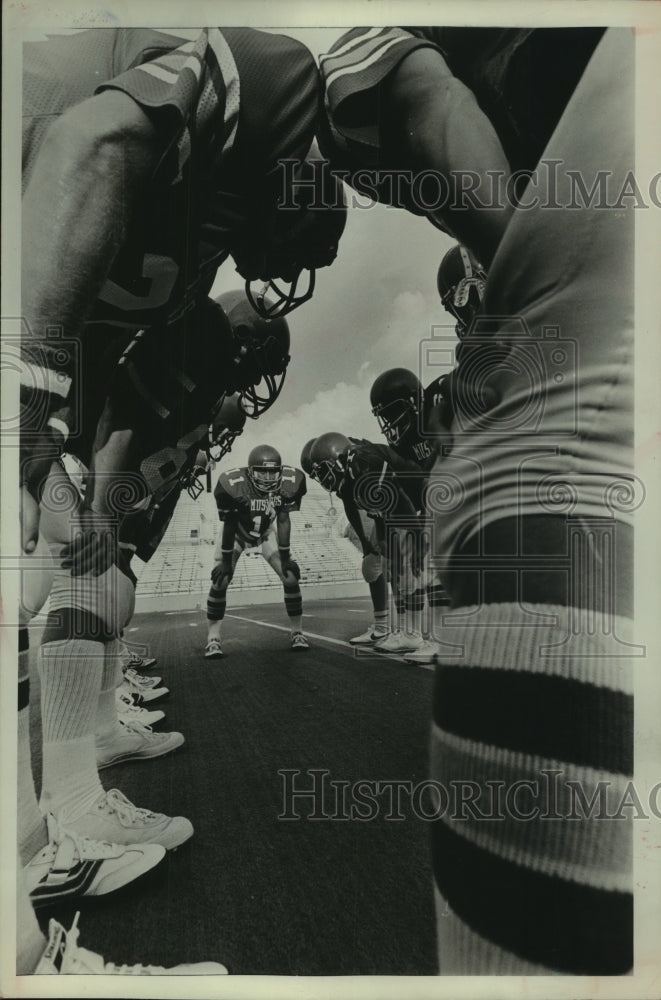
[65, 788, 194, 851]
[115, 689, 165, 727]
[123, 666, 163, 688]
[204, 639, 224, 659]
[34, 912, 228, 974]
[96, 719, 183, 769]
[118, 678, 169, 705]
[349, 626, 390, 646]
[291, 631, 310, 652]
[404, 639, 443, 663]
[373, 630, 424, 654]
[25, 814, 165, 908]
[124, 650, 158, 671]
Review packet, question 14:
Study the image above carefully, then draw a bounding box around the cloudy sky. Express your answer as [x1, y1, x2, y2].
[209, 27, 458, 475]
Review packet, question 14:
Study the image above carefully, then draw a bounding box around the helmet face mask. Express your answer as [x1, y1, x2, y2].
[372, 397, 417, 447]
[248, 444, 283, 494]
[207, 393, 246, 462]
[309, 432, 350, 493]
[370, 368, 423, 447]
[216, 291, 291, 419]
[437, 245, 487, 338]
[184, 470, 206, 501]
[312, 458, 343, 493]
[238, 160, 346, 320]
[182, 450, 209, 500]
[245, 271, 316, 321]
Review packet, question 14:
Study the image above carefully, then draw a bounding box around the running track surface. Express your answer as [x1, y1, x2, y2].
[27, 596, 438, 975]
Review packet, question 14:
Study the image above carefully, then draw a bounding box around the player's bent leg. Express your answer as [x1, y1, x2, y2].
[18, 534, 55, 867]
[376, 530, 423, 653]
[430, 517, 633, 974]
[428, 29, 634, 974]
[263, 538, 310, 652]
[205, 543, 241, 658]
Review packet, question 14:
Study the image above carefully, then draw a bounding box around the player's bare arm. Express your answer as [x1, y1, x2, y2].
[22, 90, 160, 343]
[380, 47, 512, 266]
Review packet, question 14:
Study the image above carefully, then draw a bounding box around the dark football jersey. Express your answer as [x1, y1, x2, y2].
[23, 28, 318, 332]
[215, 465, 306, 544]
[390, 375, 450, 473]
[319, 26, 604, 190]
[343, 439, 423, 514]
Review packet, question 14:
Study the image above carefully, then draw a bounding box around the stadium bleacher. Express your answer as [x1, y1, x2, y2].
[133, 479, 364, 598]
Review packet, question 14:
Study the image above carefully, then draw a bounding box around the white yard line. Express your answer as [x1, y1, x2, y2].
[224, 614, 434, 672]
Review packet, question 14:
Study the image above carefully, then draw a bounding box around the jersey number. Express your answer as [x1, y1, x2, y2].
[98, 255, 180, 313]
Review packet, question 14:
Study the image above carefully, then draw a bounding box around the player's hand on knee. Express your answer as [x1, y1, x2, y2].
[61, 508, 117, 576]
[211, 560, 233, 589]
[282, 558, 301, 585]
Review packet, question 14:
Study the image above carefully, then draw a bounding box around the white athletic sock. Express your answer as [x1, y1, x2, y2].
[95, 640, 123, 738]
[208, 622, 223, 642]
[373, 610, 389, 634]
[39, 639, 105, 821]
[289, 616, 303, 634]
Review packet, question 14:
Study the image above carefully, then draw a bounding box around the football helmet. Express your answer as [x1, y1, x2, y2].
[208, 393, 246, 462]
[248, 444, 282, 493]
[309, 432, 350, 493]
[216, 290, 291, 418]
[233, 160, 347, 319]
[182, 450, 209, 500]
[300, 437, 317, 477]
[437, 244, 487, 337]
[370, 368, 423, 447]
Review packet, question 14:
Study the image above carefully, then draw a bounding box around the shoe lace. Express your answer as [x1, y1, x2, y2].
[46, 815, 117, 862]
[104, 788, 162, 826]
[118, 717, 156, 737]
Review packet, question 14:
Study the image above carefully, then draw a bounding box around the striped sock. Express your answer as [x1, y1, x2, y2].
[430, 603, 633, 974]
[373, 609, 389, 634]
[284, 583, 302, 631]
[39, 639, 105, 821]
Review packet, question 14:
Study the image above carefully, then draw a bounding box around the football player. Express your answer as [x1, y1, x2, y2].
[20, 26, 347, 555]
[309, 432, 430, 652]
[425, 31, 634, 975]
[370, 367, 453, 659]
[206, 445, 309, 656]
[20, 292, 288, 858]
[301, 437, 393, 645]
[318, 26, 603, 266]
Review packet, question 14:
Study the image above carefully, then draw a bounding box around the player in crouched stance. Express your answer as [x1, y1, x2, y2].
[205, 445, 309, 656]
